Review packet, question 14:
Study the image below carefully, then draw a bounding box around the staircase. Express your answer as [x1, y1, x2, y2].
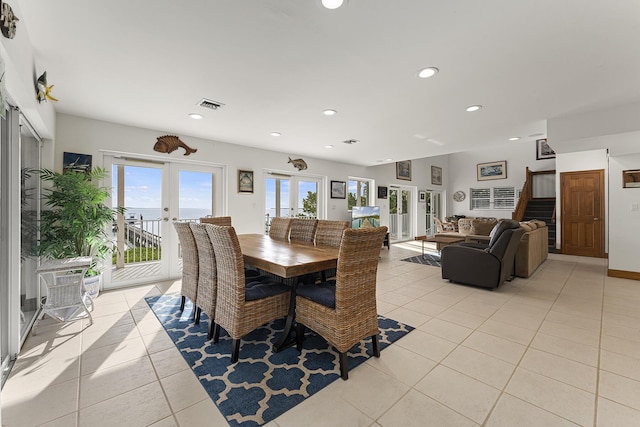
[522, 198, 556, 253]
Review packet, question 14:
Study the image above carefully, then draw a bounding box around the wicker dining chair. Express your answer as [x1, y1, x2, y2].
[289, 218, 318, 243]
[173, 222, 199, 318]
[314, 220, 349, 281]
[200, 216, 232, 226]
[268, 217, 292, 241]
[206, 225, 291, 363]
[189, 223, 219, 337]
[295, 226, 388, 380]
[315, 220, 349, 247]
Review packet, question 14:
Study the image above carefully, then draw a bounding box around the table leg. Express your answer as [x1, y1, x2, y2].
[273, 280, 298, 352]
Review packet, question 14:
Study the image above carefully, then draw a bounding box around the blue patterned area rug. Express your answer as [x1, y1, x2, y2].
[401, 253, 441, 267]
[146, 293, 413, 426]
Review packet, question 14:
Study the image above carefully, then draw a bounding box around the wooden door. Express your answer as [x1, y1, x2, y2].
[560, 169, 604, 257]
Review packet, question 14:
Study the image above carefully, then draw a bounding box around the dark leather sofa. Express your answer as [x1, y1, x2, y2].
[440, 219, 524, 289]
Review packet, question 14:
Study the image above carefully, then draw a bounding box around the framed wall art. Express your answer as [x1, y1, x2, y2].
[63, 152, 92, 172]
[396, 160, 411, 181]
[477, 160, 507, 181]
[330, 180, 346, 199]
[377, 186, 388, 199]
[431, 165, 442, 185]
[536, 138, 555, 160]
[238, 170, 254, 193]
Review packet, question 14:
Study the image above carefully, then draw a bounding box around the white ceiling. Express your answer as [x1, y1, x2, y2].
[15, 0, 640, 166]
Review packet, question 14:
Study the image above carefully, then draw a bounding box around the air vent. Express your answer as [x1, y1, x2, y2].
[343, 139, 359, 145]
[197, 98, 225, 110]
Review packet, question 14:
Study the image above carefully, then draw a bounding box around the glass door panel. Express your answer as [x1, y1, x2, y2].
[389, 187, 413, 242]
[111, 161, 166, 287]
[296, 179, 318, 218]
[19, 118, 41, 339]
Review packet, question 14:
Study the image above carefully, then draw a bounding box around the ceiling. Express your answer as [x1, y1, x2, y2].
[15, 0, 640, 166]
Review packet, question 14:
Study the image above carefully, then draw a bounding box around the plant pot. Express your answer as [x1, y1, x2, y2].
[83, 273, 102, 299]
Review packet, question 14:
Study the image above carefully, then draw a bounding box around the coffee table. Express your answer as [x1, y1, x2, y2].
[415, 235, 466, 254]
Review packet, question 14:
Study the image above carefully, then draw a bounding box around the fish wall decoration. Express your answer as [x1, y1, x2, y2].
[153, 135, 197, 156]
[35, 71, 58, 103]
[288, 157, 308, 171]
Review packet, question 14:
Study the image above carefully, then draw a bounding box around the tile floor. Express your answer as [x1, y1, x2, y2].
[3, 242, 640, 426]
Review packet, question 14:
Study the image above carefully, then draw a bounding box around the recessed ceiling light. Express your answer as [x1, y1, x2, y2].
[321, 0, 345, 9]
[386, 158, 393, 161]
[325, 145, 334, 149]
[270, 132, 281, 137]
[188, 113, 203, 119]
[509, 137, 520, 141]
[323, 109, 337, 116]
[417, 67, 439, 79]
[343, 139, 358, 144]
[466, 105, 482, 112]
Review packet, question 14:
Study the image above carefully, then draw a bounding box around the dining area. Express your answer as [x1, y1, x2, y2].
[172, 216, 389, 378]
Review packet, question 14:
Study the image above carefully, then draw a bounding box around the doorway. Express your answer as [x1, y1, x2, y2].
[105, 155, 224, 287]
[560, 169, 605, 257]
[425, 190, 443, 236]
[264, 173, 323, 232]
[389, 186, 414, 242]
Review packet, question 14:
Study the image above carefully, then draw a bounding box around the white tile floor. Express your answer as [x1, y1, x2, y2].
[3, 242, 640, 426]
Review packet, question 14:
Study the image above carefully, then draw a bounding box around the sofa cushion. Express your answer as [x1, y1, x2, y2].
[519, 222, 533, 232]
[470, 219, 498, 235]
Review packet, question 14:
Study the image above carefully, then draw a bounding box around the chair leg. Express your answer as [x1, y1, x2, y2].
[339, 352, 349, 380]
[295, 323, 305, 351]
[194, 307, 201, 324]
[180, 295, 186, 311]
[231, 339, 241, 363]
[213, 324, 221, 343]
[207, 321, 216, 340]
[371, 333, 380, 357]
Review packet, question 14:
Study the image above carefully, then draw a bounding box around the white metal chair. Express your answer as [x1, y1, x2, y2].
[33, 257, 93, 334]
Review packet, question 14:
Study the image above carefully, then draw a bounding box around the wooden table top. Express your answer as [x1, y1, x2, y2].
[237, 234, 339, 279]
[424, 235, 466, 244]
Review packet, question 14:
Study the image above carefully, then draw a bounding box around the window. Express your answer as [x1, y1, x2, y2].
[347, 178, 371, 210]
[470, 186, 517, 210]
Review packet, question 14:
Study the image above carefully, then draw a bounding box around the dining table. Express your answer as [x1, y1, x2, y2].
[237, 233, 340, 352]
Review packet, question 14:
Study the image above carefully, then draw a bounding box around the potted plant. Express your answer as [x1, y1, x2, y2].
[37, 166, 124, 298]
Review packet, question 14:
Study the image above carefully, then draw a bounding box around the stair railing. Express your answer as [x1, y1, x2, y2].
[512, 167, 533, 221]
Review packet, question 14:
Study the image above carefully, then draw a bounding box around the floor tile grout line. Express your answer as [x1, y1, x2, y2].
[480, 258, 581, 426]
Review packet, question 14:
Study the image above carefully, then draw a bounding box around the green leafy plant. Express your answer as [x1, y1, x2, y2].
[37, 166, 124, 276]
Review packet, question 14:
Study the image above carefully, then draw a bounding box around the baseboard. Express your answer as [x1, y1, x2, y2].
[608, 269, 640, 281]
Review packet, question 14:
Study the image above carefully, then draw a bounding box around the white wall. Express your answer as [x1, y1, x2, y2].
[0, 1, 55, 144]
[55, 114, 371, 234]
[554, 149, 609, 252]
[447, 142, 555, 219]
[368, 155, 449, 237]
[607, 153, 640, 274]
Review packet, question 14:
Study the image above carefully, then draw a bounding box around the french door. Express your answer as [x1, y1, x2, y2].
[425, 190, 443, 236]
[388, 186, 414, 242]
[105, 155, 224, 288]
[265, 173, 323, 230]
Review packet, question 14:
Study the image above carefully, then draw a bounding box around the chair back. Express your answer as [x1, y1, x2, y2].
[434, 217, 454, 233]
[334, 227, 388, 314]
[289, 218, 318, 243]
[315, 220, 349, 247]
[205, 225, 246, 328]
[487, 219, 522, 255]
[269, 217, 292, 241]
[200, 216, 232, 226]
[189, 223, 218, 317]
[173, 222, 199, 301]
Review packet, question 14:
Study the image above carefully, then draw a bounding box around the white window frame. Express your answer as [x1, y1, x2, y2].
[347, 176, 373, 210]
[470, 186, 518, 210]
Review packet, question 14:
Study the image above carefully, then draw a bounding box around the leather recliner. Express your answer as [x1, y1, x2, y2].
[440, 219, 524, 289]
